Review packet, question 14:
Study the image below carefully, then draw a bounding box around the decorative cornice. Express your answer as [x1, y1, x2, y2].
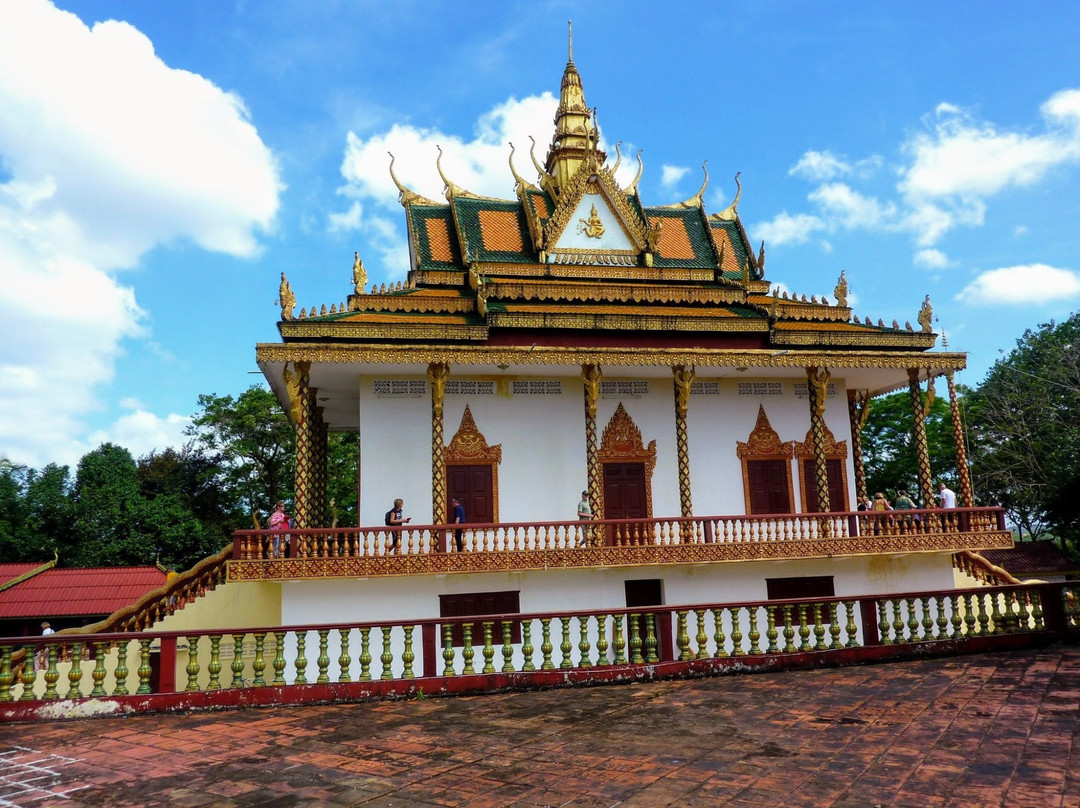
[486, 280, 745, 306]
[771, 328, 938, 349]
[485, 311, 770, 333]
[256, 342, 969, 372]
[279, 321, 488, 341]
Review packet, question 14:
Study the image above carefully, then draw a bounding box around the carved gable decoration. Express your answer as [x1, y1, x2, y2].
[736, 405, 796, 459]
[544, 164, 648, 265]
[795, 424, 848, 459]
[445, 405, 502, 465]
[598, 403, 657, 475]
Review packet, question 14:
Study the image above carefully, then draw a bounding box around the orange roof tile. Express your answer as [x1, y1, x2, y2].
[425, 217, 454, 262]
[478, 209, 525, 253]
[652, 216, 696, 260]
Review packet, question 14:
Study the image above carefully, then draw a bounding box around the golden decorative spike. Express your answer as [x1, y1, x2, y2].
[713, 172, 742, 221]
[436, 144, 466, 200]
[330, 304, 337, 314]
[387, 152, 439, 207]
[905, 321, 914, 332]
[611, 141, 623, 174]
[626, 150, 644, 193]
[299, 307, 307, 319]
[379, 282, 386, 294]
[527, 135, 554, 195]
[893, 319, 900, 329]
[352, 251, 367, 295]
[802, 294, 808, 303]
[811, 295, 818, 304]
[508, 142, 539, 194]
[833, 270, 848, 307]
[864, 315, 871, 325]
[371, 283, 378, 294]
[918, 294, 933, 333]
[674, 161, 709, 208]
[878, 318, 884, 327]
[782, 291, 789, 300]
[320, 304, 327, 315]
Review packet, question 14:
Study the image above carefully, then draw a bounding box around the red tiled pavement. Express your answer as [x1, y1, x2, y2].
[1, 647, 1078, 807]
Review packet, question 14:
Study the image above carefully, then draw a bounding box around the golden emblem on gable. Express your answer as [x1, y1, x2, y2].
[736, 405, 796, 459]
[598, 403, 657, 476]
[445, 405, 502, 464]
[578, 203, 605, 239]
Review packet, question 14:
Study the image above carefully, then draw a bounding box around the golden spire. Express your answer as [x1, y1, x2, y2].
[544, 20, 605, 194]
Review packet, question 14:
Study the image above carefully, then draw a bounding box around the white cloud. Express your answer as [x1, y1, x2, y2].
[914, 248, 950, 269]
[660, 164, 690, 189]
[0, 0, 282, 467]
[754, 211, 825, 246]
[956, 264, 1080, 305]
[85, 407, 191, 464]
[756, 88, 1080, 259]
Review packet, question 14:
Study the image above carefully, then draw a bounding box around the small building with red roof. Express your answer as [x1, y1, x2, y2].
[0, 564, 167, 637]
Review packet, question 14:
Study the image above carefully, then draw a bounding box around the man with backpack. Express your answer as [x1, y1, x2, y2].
[385, 498, 410, 553]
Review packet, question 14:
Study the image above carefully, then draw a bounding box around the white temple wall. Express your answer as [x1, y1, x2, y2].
[356, 370, 860, 526]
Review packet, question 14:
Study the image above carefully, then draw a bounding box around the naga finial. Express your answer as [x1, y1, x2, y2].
[918, 294, 933, 333]
[833, 270, 848, 308]
[680, 161, 709, 208]
[352, 252, 367, 295]
[277, 272, 295, 320]
[508, 142, 538, 194]
[611, 141, 623, 175]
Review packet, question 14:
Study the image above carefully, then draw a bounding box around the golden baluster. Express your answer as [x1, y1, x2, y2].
[797, 604, 811, 650]
[482, 622, 496, 673]
[0, 646, 15, 702]
[812, 605, 827, 650]
[644, 614, 658, 663]
[921, 599, 935, 640]
[629, 614, 643, 663]
[185, 637, 200, 692]
[112, 639, 130, 696]
[294, 631, 308, 684]
[540, 618, 554, 670]
[559, 618, 573, 669]
[65, 642, 85, 699]
[381, 627, 394, 680]
[316, 630, 330, 683]
[730, 607, 744, 656]
[521, 621, 536, 671]
[676, 611, 691, 661]
[828, 604, 842, 649]
[595, 616, 609, 666]
[89, 641, 108, 697]
[207, 636, 222, 690]
[747, 606, 762, 654]
[612, 615, 627, 664]
[272, 632, 287, 685]
[844, 602, 859, 648]
[765, 607, 779, 654]
[136, 638, 153, 695]
[19, 644, 37, 701]
[337, 629, 352, 682]
[503, 621, 516, 672]
[461, 623, 475, 674]
[442, 624, 456, 676]
[252, 633, 266, 686]
[358, 627, 371, 681]
[712, 608, 728, 658]
[402, 626, 415, 678]
[782, 605, 796, 652]
[696, 610, 709, 659]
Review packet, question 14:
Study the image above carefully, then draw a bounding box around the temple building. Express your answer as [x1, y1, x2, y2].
[225, 38, 1007, 650]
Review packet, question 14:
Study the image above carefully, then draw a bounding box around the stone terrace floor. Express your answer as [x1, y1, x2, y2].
[1, 647, 1078, 808]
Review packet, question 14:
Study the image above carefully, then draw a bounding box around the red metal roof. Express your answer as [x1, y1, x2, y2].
[0, 563, 47, 588]
[982, 541, 1080, 578]
[0, 566, 166, 619]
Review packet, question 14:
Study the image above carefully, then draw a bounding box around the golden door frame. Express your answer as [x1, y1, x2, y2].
[736, 405, 796, 515]
[444, 405, 502, 522]
[795, 424, 849, 512]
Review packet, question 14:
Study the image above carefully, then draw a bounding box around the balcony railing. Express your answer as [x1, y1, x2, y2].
[228, 507, 1011, 579]
[2, 580, 1076, 722]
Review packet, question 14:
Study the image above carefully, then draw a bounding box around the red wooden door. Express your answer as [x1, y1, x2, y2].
[802, 458, 846, 512]
[747, 459, 792, 514]
[624, 579, 672, 661]
[603, 462, 648, 544]
[447, 464, 494, 524]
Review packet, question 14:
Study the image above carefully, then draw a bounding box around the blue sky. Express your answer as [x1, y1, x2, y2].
[2, 0, 1080, 469]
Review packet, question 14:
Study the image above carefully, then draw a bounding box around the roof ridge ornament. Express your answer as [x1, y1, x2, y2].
[626, 149, 644, 193]
[712, 172, 742, 221]
[659, 161, 708, 209]
[436, 144, 468, 201]
[528, 135, 557, 198]
[508, 142, 539, 194]
[388, 152, 439, 207]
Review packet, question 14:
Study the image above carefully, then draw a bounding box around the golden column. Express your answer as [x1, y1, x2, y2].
[428, 362, 449, 531]
[673, 364, 695, 518]
[847, 390, 870, 506]
[292, 361, 314, 530]
[806, 366, 832, 514]
[946, 372, 974, 506]
[908, 368, 935, 508]
[581, 364, 603, 521]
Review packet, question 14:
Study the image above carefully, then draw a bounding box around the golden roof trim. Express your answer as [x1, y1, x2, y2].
[279, 322, 488, 341]
[257, 342, 968, 372]
[486, 280, 745, 306]
[485, 311, 769, 332]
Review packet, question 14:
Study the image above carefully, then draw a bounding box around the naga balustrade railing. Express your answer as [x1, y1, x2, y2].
[2, 580, 1075, 721]
[232, 506, 1009, 561]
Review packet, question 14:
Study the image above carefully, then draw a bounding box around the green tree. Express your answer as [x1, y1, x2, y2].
[70, 443, 153, 567]
[0, 459, 28, 561]
[23, 463, 73, 561]
[186, 386, 295, 523]
[327, 432, 358, 526]
[967, 315, 1080, 549]
[862, 389, 959, 507]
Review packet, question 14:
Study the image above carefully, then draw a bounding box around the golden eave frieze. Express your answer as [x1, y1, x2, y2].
[487, 280, 745, 306]
[485, 311, 770, 333]
[480, 262, 718, 283]
[347, 295, 474, 315]
[256, 341, 968, 373]
[278, 322, 488, 341]
[771, 329, 938, 349]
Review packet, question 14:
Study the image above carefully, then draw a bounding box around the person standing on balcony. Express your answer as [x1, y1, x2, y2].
[938, 482, 957, 509]
[577, 490, 594, 547]
[268, 500, 289, 558]
[386, 498, 411, 553]
[451, 497, 466, 552]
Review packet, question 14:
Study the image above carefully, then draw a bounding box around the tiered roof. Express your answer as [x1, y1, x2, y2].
[275, 42, 937, 356]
